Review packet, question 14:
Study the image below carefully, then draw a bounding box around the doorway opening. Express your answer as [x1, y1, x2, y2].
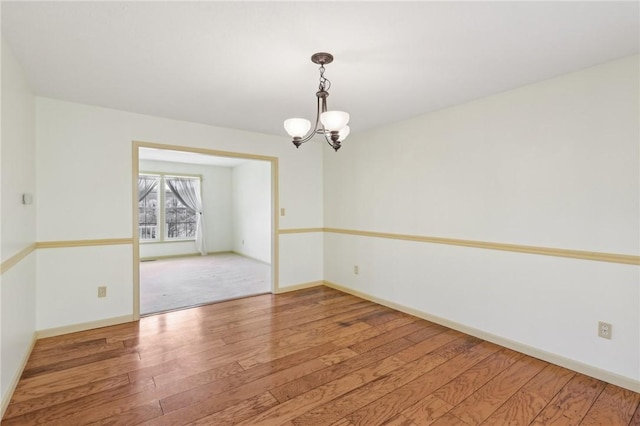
[132, 142, 279, 318]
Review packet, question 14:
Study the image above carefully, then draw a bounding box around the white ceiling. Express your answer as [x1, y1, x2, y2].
[2, 2, 638, 138]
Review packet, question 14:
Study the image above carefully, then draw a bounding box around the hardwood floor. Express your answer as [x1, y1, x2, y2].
[3, 286, 639, 425]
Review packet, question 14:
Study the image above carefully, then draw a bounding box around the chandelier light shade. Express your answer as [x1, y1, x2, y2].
[320, 111, 350, 131]
[339, 125, 350, 141]
[283, 118, 311, 138]
[284, 52, 351, 151]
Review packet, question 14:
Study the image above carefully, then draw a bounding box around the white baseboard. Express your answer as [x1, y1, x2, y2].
[323, 280, 640, 393]
[275, 280, 323, 294]
[231, 251, 272, 266]
[36, 315, 134, 339]
[1, 332, 37, 418]
[140, 252, 201, 261]
[139, 250, 231, 262]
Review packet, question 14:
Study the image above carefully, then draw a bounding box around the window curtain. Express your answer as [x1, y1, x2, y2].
[138, 175, 157, 201]
[165, 177, 207, 255]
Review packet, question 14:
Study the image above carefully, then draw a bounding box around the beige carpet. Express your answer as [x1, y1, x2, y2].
[140, 253, 271, 315]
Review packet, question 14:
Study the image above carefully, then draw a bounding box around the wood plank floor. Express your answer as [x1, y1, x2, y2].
[3, 286, 639, 425]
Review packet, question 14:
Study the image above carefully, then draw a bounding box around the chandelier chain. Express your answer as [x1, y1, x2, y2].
[318, 64, 331, 92]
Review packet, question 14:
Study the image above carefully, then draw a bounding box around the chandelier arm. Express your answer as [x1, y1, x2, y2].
[321, 100, 339, 150]
[320, 95, 338, 149]
[315, 95, 325, 131]
[318, 64, 332, 93]
[320, 76, 331, 93]
[295, 96, 324, 145]
[319, 95, 330, 142]
[323, 131, 341, 151]
[323, 132, 333, 146]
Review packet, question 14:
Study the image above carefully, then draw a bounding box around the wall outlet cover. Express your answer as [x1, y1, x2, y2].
[598, 321, 612, 339]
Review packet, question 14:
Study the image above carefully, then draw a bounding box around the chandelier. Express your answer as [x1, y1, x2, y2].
[284, 52, 350, 151]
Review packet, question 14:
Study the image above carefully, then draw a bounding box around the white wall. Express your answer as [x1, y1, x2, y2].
[35, 97, 324, 330]
[231, 161, 271, 264]
[279, 232, 323, 287]
[1, 39, 37, 407]
[278, 149, 324, 287]
[323, 56, 640, 384]
[138, 159, 233, 258]
[36, 246, 132, 329]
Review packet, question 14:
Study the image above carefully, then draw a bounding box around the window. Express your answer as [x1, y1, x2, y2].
[164, 184, 197, 239]
[138, 174, 200, 242]
[138, 175, 159, 241]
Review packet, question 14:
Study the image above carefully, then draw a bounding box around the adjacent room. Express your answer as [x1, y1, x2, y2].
[1, 1, 638, 425]
[137, 147, 273, 315]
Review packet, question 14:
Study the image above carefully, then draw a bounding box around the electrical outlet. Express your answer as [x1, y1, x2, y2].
[98, 286, 107, 298]
[598, 321, 612, 339]
[281, 208, 285, 216]
[354, 265, 359, 275]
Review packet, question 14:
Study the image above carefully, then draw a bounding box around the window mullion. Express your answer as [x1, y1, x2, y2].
[160, 176, 166, 242]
